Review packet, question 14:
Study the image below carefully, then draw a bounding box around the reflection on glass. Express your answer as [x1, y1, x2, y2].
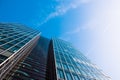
[57, 69, 65, 79]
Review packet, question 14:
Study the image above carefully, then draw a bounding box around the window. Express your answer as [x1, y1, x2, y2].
[2, 43, 13, 49]
[17, 42, 25, 47]
[23, 39, 29, 43]
[55, 54, 60, 61]
[0, 40, 6, 45]
[0, 35, 7, 39]
[73, 74, 79, 80]
[65, 57, 71, 64]
[80, 70, 87, 76]
[56, 61, 62, 68]
[11, 40, 19, 44]
[22, 62, 32, 67]
[65, 72, 73, 80]
[60, 55, 66, 62]
[68, 65, 74, 72]
[62, 63, 68, 70]
[74, 67, 81, 74]
[16, 70, 29, 77]
[12, 36, 19, 39]
[4, 38, 13, 42]
[16, 38, 23, 41]
[0, 54, 8, 63]
[57, 69, 65, 79]
[8, 34, 14, 36]
[55, 51, 59, 54]
[9, 46, 20, 52]
[76, 62, 80, 68]
[33, 68, 39, 73]
[79, 77, 85, 80]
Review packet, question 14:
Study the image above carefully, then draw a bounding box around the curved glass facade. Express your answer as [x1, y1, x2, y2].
[52, 38, 111, 80]
[0, 23, 40, 79]
[0, 23, 40, 63]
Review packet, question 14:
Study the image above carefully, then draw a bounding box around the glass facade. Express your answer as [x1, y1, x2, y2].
[0, 23, 40, 63]
[4, 37, 50, 80]
[52, 38, 111, 80]
[0, 23, 40, 80]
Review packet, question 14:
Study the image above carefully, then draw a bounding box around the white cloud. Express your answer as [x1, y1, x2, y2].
[64, 18, 97, 35]
[37, 0, 90, 27]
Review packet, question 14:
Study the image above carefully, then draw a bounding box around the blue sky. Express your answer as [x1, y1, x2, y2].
[0, 0, 120, 79]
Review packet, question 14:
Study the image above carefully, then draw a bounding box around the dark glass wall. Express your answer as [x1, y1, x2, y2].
[4, 36, 50, 80]
[46, 40, 57, 80]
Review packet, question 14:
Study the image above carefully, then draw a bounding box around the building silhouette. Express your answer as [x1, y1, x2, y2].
[0, 23, 111, 80]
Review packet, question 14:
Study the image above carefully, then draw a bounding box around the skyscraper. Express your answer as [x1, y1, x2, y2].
[0, 23, 40, 79]
[49, 38, 111, 80]
[0, 23, 111, 80]
[4, 36, 50, 80]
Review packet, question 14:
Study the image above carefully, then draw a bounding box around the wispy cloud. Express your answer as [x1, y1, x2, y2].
[66, 27, 81, 34]
[36, 0, 90, 27]
[59, 27, 81, 42]
[64, 18, 97, 35]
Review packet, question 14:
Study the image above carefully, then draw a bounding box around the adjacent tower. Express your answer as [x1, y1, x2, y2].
[50, 38, 111, 80]
[0, 23, 40, 79]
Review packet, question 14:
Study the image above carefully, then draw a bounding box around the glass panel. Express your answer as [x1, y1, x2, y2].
[73, 74, 79, 80]
[60, 55, 66, 62]
[16, 70, 29, 77]
[11, 40, 19, 44]
[17, 42, 25, 47]
[12, 36, 19, 39]
[80, 70, 87, 76]
[65, 57, 71, 64]
[65, 72, 73, 80]
[23, 39, 29, 43]
[62, 63, 68, 70]
[0, 40, 6, 45]
[57, 69, 65, 79]
[74, 67, 81, 74]
[56, 61, 62, 68]
[68, 65, 74, 72]
[22, 62, 32, 67]
[16, 38, 23, 41]
[10, 46, 20, 52]
[79, 77, 85, 80]
[0, 36, 7, 39]
[2, 43, 13, 49]
[0, 54, 8, 63]
[55, 54, 60, 61]
[4, 38, 13, 42]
